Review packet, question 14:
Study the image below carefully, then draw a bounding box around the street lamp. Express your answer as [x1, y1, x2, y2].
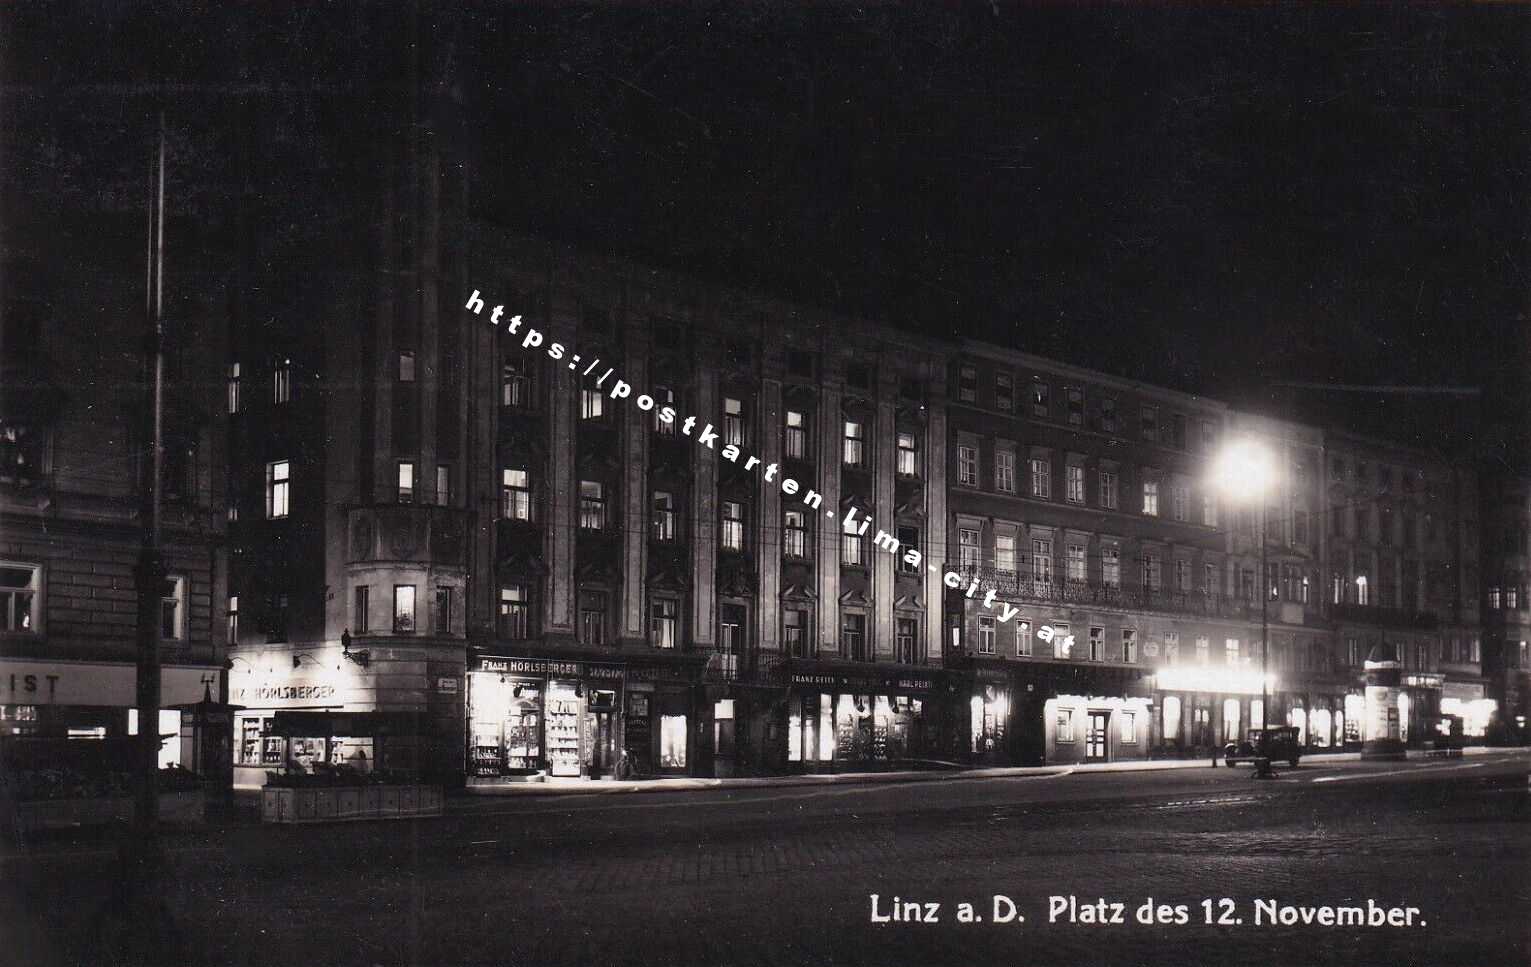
[1212, 437, 1276, 779]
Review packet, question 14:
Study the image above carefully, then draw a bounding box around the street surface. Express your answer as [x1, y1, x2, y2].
[3, 752, 1527, 967]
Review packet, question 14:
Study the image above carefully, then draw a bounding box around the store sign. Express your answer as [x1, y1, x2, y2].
[0, 659, 217, 707]
[1442, 681, 1485, 702]
[436, 677, 459, 693]
[479, 658, 582, 676]
[789, 672, 936, 692]
[1403, 674, 1443, 689]
[230, 682, 338, 703]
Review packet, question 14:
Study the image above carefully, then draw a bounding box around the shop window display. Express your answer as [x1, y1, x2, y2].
[659, 714, 687, 769]
[547, 682, 582, 777]
[970, 685, 1008, 754]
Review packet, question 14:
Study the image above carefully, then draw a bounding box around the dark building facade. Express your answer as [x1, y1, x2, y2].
[1, 210, 229, 761]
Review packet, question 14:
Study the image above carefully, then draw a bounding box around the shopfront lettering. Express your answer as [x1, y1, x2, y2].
[231, 683, 338, 703]
[5, 673, 61, 700]
[478, 658, 583, 677]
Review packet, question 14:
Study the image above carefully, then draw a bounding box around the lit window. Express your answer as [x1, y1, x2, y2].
[1122, 629, 1138, 663]
[501, 468, 531, 521]
[1202, 495, 1219, 527]
[1067, 544, 1086, 583]
[1089, 626, 1105, 661]
[502, 361, 531, 407]
[843, 421, 865, 466]
[1016, 620, 1032, 657]
[784, 510, 808, 558]
[1196, 636, 1210, 663]
[995, 450, 1016, 493]
[1356, 575, 1370, 606]
[0, 564, 41, 633]
[958, 445, 978, 486]
[396, 462, 415, 503]
[266, 460, 290, 518]
[398, 351, 416, 382]
[1102, 546, 1120, 587]
[1120, 710, 1137, 743]
[1032, 539, 1052, 584]
[785, 410, 807, 460]
[228, 593, 240, 644]
[721, 501, 745, 551]
[581, 388, 603, 420]
[1489, 586, 1501, 609]
[1057, 708, 1075, 742]
[1225, 638, 1240, 665]
[724, 397, 745, 447]
[841, 517, 865, 566]
[897, 432, 918, 476]
[978, 616, 996, 655]
[226, 363, 241, 414]
[498, 585, 529, 639]
[995, 534, 1017, 573]
[579, 481, 606, 530]
[1030, 458, 1050, 498]
[652, 491, 676, 541]
[158, 576, 186, 641]
[1164, 631, 1180, 663]
[1066, 465, 1085, 503]
[650, 598, 678, 649]
[435, 465, 450, 505]
[1142, 480, 1159, 516]
[272, 359, 291, 404]
[393, 585, 416, 633]
[959, 528, 981, 569]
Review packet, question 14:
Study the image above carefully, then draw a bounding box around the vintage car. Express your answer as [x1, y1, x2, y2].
[1223, 726, 1303, 768]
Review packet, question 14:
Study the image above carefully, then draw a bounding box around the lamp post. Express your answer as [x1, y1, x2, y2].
[1213, 437, 1276, 779]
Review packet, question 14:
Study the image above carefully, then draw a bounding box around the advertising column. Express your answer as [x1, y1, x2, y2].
[1362, 643, 1405, 761]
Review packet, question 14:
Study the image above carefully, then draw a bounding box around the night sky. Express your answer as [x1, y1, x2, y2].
[5, 2, 1528, 462]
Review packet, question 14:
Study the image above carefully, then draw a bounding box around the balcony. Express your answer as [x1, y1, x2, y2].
[1329, 602, 1438, 630]
[347, 504, 471, 566]
[945, 565, 1253, 620]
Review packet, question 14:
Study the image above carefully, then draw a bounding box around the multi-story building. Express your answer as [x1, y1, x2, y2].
[1481, 473, 1530, 739]
[0, 214, 228, 762]
[1321, 432, 1486, 745]
[943, 345, 1239, 765]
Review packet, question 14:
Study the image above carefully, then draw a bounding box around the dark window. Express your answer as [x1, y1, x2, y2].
[787, 349, 814, 379]
[841, 612, 867, 661]
[580, 592, 606, 645]
[784, 609, 808, 658]
[897, 527, 920, 574]
[353, 586, 370, 634]
[433, 587, 453, 634]
[846, 363, 871, 390]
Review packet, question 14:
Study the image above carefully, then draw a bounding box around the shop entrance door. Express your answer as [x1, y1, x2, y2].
[590, 711, 613, 777]
[1085, 712, 1109, 761]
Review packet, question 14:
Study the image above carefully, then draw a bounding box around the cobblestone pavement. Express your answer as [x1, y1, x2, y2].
[4, 754, 1527, 967]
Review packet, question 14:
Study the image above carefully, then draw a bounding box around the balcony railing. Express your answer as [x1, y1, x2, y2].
[1328, 602, 1439, 630]
[945, 565, 1254, 620]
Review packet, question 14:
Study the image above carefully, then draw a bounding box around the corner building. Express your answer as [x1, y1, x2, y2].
[462, 231, 954, 778]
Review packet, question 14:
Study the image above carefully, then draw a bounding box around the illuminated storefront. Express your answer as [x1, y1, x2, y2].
[1440, 681, 1496, 738]
[783, 662, 946, 771]
[0, 657, 221, 763]
[466, 654, 702, 781]
[1152, 664, 1277, 757]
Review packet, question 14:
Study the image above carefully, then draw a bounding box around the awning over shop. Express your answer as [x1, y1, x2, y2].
[267, 710, 422, 738]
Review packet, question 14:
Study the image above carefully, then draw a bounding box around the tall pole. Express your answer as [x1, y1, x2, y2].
[134, 113, 168, 845]
[1256, 495, 1273, 778]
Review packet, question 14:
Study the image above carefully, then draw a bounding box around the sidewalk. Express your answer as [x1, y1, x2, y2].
[456, 745, 1521, 799]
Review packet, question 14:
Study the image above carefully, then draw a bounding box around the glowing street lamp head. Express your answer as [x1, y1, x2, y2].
[1212, 437, 1275, 502]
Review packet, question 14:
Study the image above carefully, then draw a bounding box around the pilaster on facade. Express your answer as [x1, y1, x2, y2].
[689, 342, 719, 651]
[815, 376, 843, 657]
[618, 315, 651, 647]
[872, 361, 898, 658]
[924, 376, 948, 664]
[543, 289, 578, 643]
[756, 371, 785, 656]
